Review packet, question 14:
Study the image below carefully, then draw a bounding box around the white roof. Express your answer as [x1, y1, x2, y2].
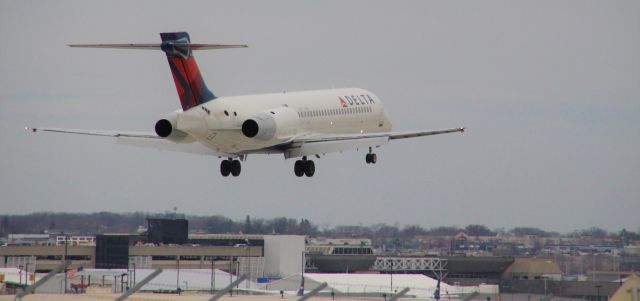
[304, 273, 450, 296]
[0, 268, 35, 284]
[75, 269, 255, 291]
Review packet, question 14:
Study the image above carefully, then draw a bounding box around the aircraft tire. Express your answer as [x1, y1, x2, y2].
[365, 153, 371, 164]
[294, 160, 305, 177]
[231, 160, 241, 177]
[304, 160, 315, 177]
[370, 153, 377, 164]
[220, 160, 231, 177]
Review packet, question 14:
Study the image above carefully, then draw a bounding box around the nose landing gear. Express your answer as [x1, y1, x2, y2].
[365, 147, 377, 164]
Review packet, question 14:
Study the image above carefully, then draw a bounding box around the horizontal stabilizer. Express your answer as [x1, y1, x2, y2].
[26, 126, 235, 157]
[68, 43, 247, 50]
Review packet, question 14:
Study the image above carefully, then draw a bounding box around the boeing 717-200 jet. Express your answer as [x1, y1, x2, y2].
[28, 32, 465, 177]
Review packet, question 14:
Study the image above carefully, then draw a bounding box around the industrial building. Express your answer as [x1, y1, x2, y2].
[0, 218, 305, 281]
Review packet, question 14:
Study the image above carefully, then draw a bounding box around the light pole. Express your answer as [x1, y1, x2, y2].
[298, 251, 306, 297]
[25, 263, 30, 285]
[176, 256, 180, 293]
[390, 258, 394, 294]
[63, 234, 68, 294]
[246, 239, 251, 290]
[229, 256, 233, 297]
[211, 258, 215, 293]
[595, 284, 601, 301]
[18, 265, 23, 286]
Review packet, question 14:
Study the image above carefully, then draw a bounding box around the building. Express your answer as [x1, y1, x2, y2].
[306, 237, 376, 273]
[0, 218, 305, 280]
[609, 273, 640, 301]
[501, 258, 563, 281]
[6, 234, 52, 246]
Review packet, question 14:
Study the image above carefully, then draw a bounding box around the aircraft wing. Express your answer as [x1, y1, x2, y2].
[26, 127, 230, 157]
[284, 127, 465, 159]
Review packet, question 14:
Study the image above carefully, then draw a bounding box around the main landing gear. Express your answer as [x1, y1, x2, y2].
[220, 158, 241, 177]
[294, 157, 315, 177]
[365, 147, 377, 164]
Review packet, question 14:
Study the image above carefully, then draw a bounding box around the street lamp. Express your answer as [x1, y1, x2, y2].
[18, 265, 23, 286]
[25, 263, 30, 285]
[210, 257, 216, 294]
[390, 258, 394, 294]
[246, 239, 251, 290]
[298, 251, 306, 297]
[301, 251, 305, 280]
[63, 233, 68, 294]
[132, 263, 136, 287]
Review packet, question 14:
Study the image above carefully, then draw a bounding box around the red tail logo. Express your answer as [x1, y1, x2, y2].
[339, 97, 348, 108]
[160, 32, 215, 111]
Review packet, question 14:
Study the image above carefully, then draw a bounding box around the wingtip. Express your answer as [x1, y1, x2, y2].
[25, 126, 37, 133]
[460, 127, 466, 133]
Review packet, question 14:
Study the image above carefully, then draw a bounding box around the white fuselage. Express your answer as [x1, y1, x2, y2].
[174, 88, 392, 155]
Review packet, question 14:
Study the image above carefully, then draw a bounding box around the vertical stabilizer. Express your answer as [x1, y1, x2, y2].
[160, 32, 215, 111]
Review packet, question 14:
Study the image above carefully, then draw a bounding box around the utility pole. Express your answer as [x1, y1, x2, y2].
[390, 258, 394, 293]
[246, 239, 251, 290]
[25, 263, 30, 285]
[63, 234, 68, 293]
[176, 257, 180, 293]
[211, 258, 215, 293]
[229, 256, 233, 296]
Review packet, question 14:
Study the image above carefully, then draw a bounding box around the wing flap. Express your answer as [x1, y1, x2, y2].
[116, 137, 232, 157]
[285, 127, 465, 159]
[285, 134, 389, 159]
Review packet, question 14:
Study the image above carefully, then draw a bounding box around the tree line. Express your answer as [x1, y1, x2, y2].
[0, 212, 634, 242]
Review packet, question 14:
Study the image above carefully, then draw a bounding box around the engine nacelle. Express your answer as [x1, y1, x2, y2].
[154, 112, 193, 143]
[241, 107, 299, 141]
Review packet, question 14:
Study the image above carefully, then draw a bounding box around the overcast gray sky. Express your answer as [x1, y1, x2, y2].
[1, 1, 638, 233]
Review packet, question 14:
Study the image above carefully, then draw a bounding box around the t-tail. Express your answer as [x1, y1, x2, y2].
[69, 32, 247, 111]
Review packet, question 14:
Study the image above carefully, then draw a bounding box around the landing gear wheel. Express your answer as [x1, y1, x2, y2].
[220, 160, 231, 177]
[304, 160, 315, 177]
[294, 160, 305, 177]
[231, 160, 241, 177]
[365, 153, 377, 164]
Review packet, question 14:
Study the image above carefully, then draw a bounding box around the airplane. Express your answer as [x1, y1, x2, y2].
[27, 32, 465, 177]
